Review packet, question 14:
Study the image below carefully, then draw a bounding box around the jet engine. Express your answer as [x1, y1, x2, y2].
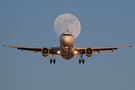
[85, 48, 93, 57]
[41, 48, 49, 57]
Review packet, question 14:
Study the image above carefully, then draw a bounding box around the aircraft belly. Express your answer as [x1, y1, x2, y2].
[60, 51, 74, 60]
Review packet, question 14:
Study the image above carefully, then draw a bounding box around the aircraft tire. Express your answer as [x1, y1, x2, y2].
[82, 59, 85, 64]
[54, 59, 56, 64]
[50, 59, 52, 64]
[79, 59, 81, 64]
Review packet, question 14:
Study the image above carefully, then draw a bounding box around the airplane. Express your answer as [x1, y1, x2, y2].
[4, 30, 131, 64]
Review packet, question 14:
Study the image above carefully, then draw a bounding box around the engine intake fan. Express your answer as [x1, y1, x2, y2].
[85, 48, 93, 57]
[41, 48, 49, 57]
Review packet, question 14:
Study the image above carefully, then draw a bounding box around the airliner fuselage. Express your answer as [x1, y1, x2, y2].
[60, 32, 75, 59]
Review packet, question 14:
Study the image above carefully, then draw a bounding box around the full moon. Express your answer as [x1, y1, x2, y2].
[53, 13, 81, 39]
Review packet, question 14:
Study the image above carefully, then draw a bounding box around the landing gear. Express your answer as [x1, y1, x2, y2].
[79, 54, 85, 64]
[79, 59, 85, 64]
[50, 59, 56, 64]
[50, 54, 56, 64]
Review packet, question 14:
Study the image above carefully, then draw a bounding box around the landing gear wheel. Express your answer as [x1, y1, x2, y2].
[82, 59, 85, 64]
[79, 59, 85, 64]
[53, 59, 56, 64]
[50, 59, 56, 64]
[79, 59, 81, 64]
[50, 59, 52, 64]
[79, 54, 85, 64]
[50, 54, 56, 64]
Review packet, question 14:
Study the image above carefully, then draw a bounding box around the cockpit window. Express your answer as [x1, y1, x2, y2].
[63, 34, 72, 36]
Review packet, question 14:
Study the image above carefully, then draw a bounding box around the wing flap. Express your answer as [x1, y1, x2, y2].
[17, 47, 41, 52]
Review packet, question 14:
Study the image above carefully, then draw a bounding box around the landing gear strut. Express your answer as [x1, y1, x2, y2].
[50, 54, 56, 64]
[79, 54, 85, 64]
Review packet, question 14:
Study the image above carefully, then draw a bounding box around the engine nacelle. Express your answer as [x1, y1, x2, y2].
[85, 48, 93, 57]
[41, 48, 49, 57]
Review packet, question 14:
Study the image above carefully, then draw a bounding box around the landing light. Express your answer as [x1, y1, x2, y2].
[74, 51, 77, 55]
[57, 50, 60, 54]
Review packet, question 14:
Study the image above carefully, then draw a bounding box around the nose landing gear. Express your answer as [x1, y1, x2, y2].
[79, 54, 85, 64]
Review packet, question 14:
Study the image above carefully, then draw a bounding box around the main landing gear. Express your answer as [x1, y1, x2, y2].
[50, 54, 56, 64]
[79, 54, 85, 64]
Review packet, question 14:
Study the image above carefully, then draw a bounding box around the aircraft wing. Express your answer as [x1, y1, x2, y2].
[3, 45, 59, 54]
[76, 46, 131, 54]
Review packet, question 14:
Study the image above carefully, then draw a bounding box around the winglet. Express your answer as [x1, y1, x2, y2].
[129, 45, 131, 47]
[3, 45, 6, 47]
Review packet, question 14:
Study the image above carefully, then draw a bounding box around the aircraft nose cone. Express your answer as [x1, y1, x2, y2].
[61, 36, 74, 46]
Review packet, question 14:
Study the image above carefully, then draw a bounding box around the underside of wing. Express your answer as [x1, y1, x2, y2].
[91, 46, 131, 52]
[3, 45, 60, 55]
[4, 45, 43, 52]
[76, 46, 131, 54]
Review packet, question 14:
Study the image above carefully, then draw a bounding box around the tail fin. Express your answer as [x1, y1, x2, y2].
[67, 29, 69, 32]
